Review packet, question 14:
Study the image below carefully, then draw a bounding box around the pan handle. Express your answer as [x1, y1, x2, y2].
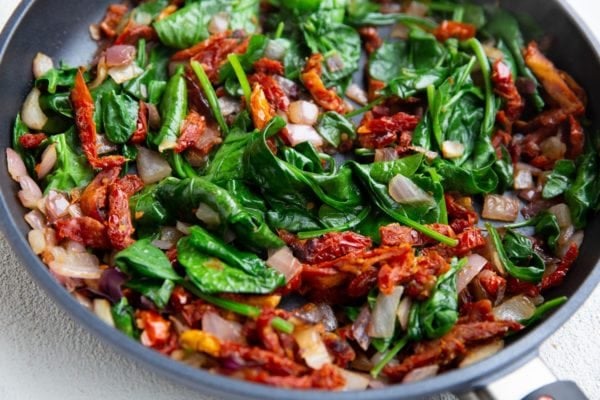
[456, 356, 589, 400]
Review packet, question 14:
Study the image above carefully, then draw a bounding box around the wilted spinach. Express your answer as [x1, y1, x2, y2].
[115, 238, 181, 281]
[102, 90, 139, 144]
[45, 128, 93, 193]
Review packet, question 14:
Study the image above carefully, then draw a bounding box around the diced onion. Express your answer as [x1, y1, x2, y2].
[482, 194, 519, 222]
[89, 24, 101, 41]
[326, 53, 344, 73]
[32, 52, 54, 79]
[368, 286, 404, 338]
[48, 246, 102, 279]
[218, 96, 241, 117]
[24, 210, 46, 230]
[202, 311, 244, 343]
[275, 76, 298, 98]
[267, 246, 303, 282]
[45, 190, 70, 222]
[391, 23, 409, 40]
[396, 296, 412, 331]
[374, 148, 398, 162]
[286, 124, 324, 147]
[559, 230, 584, 258]
[388, 174, 434, 205]
[293, 325, 332, 369]
[18, 176, 43, 209]
[105, 45, 136, 67]
[514, 169, 534, 190]
[6, 148, 28, 181]
[93, 298, 115, 327]
[482, 44, 505, 64]
[36, 143, 57, 179]
[493, 295, 536, 322]
[264, 40, 287, 61]
[338, 368, 370, 391]
[89, 56, 108, 89]
[21, 87, 48, 130]
[346, 84, 368, 105]
[402, 365, 439, 383]
[28, 229, 46, 254]
[293, 303, 337, 332]
[146, 103, 161, 130]
[410, 146, 438, 161]
[441, 140, 465, 159]
[152, 227, 182, 249]
[457, 254, 489, 293]
[405, 1, 429, 17]
[540, 136, 566, 161]
[208, 13, 229, 35]
[136, 146, 172, 184]
[459, 340, 504, 368]
[351, 306, 371, 351]
[288, 101, 319, 125]
[97, 134, 118, 155]
[548, 204, 572, 229]
[195, 203, 221, 228]
[176, 221, 191, 235]
[108, 63, 144, 84]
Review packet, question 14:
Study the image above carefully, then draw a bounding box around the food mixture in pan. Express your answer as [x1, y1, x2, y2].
[6, 0, 599, 390]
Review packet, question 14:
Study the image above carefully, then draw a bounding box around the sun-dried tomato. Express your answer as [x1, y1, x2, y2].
[347, 267, 378, 298]
[405, 250, 449, 299]
[384, 317, 521, 381]
[180, 300, 216, 329]
[492, 60, 524, 122]
[322, 332, 356, 367]
[524, 41, 584, 116]
[256, 310, 285, 356]
[376, 243, 416, 295]
[130, 101, 148, 144]
[99, 4, 128, 38]
[477, 268, 507, 302]
[137, 310, 175, 351]
[19, 133, 47, 149]
[242, 363, 345, 389]
[358, 27, 383, 54]
[282, 231, 372, 264]
[114, 21, 157, 45]
[174, 111, 207, 153]
[301, 54, 347, 114]
[55, 216, 110, 249]
[220, 342, 307, 376]
[172, 32, 248, 82]
[249, 72, 290, 111]
[107, 175, 143, 250]
[453, 228, 486, 257]
[542, 242, 579, 290]
[250, 83, 275, 130]
[357, 111, 420, 149]
[254, 58, 284, 75]
[567, 115, 584, 159]
[380, 223, 455, 247]
[433, 20, 477, 42]
[80, 167, 121, 221]
[71, 70, 126, 170]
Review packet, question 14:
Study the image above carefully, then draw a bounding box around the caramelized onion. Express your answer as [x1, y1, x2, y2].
[36, 143, 57, 179]
[105, 45, 136, 67]
[460, 340, 504, 368]
[21, 87, 48, 130]
[402, 365, 439, 383]
[93, 298, 115, 327]
[286, 124, 324, 147]
[482, 194, 519, 222]
[293, 325, 332, 369]
[389, 175, 434, 205]
[48, 246, 102, 279]
[457, 254, 488, 293]
[493, 295, 536, 322]
[136, 146, 172, 184]
[266, 246, 303, 282]
[6, 148, 28, 181]
[288, 101, 319, 125]
[18, 176, 43, 209]
[202, 311, 244, 343]
[368, 286, 404, 338]
[33, 52, 54, 79]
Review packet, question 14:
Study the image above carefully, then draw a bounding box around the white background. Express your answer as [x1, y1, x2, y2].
[0, 1, 599, 399]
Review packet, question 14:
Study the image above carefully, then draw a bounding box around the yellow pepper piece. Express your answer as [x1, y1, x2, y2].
[180, 330, 221, 357]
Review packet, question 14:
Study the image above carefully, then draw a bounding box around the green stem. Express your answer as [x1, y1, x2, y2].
[190, 60, 229, 135]
[171, 152, 197, 179]
[274, 22, 284, 39]
[297, 207, 371, 239]
[466, 38, 495, 138]
[227, 53, 252, 106]
[370, 335, 409, 378]
[388, 208, 458, 247]
[520, 296, 568, 327]
[182, 282, 295, 334]
[346, 97, 384, 118]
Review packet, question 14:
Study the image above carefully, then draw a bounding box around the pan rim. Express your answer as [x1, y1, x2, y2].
[0, 0, 599, 399]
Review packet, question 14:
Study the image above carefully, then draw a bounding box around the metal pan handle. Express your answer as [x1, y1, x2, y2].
[457, 356, 589, 400]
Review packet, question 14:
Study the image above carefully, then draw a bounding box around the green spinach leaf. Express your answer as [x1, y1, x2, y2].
[115, 238, 181, 281]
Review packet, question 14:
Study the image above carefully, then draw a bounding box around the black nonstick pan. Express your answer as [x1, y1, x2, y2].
[0, 1, 599, 399]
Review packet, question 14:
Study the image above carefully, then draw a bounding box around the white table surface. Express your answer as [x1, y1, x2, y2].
[1, 1, 599, 399]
